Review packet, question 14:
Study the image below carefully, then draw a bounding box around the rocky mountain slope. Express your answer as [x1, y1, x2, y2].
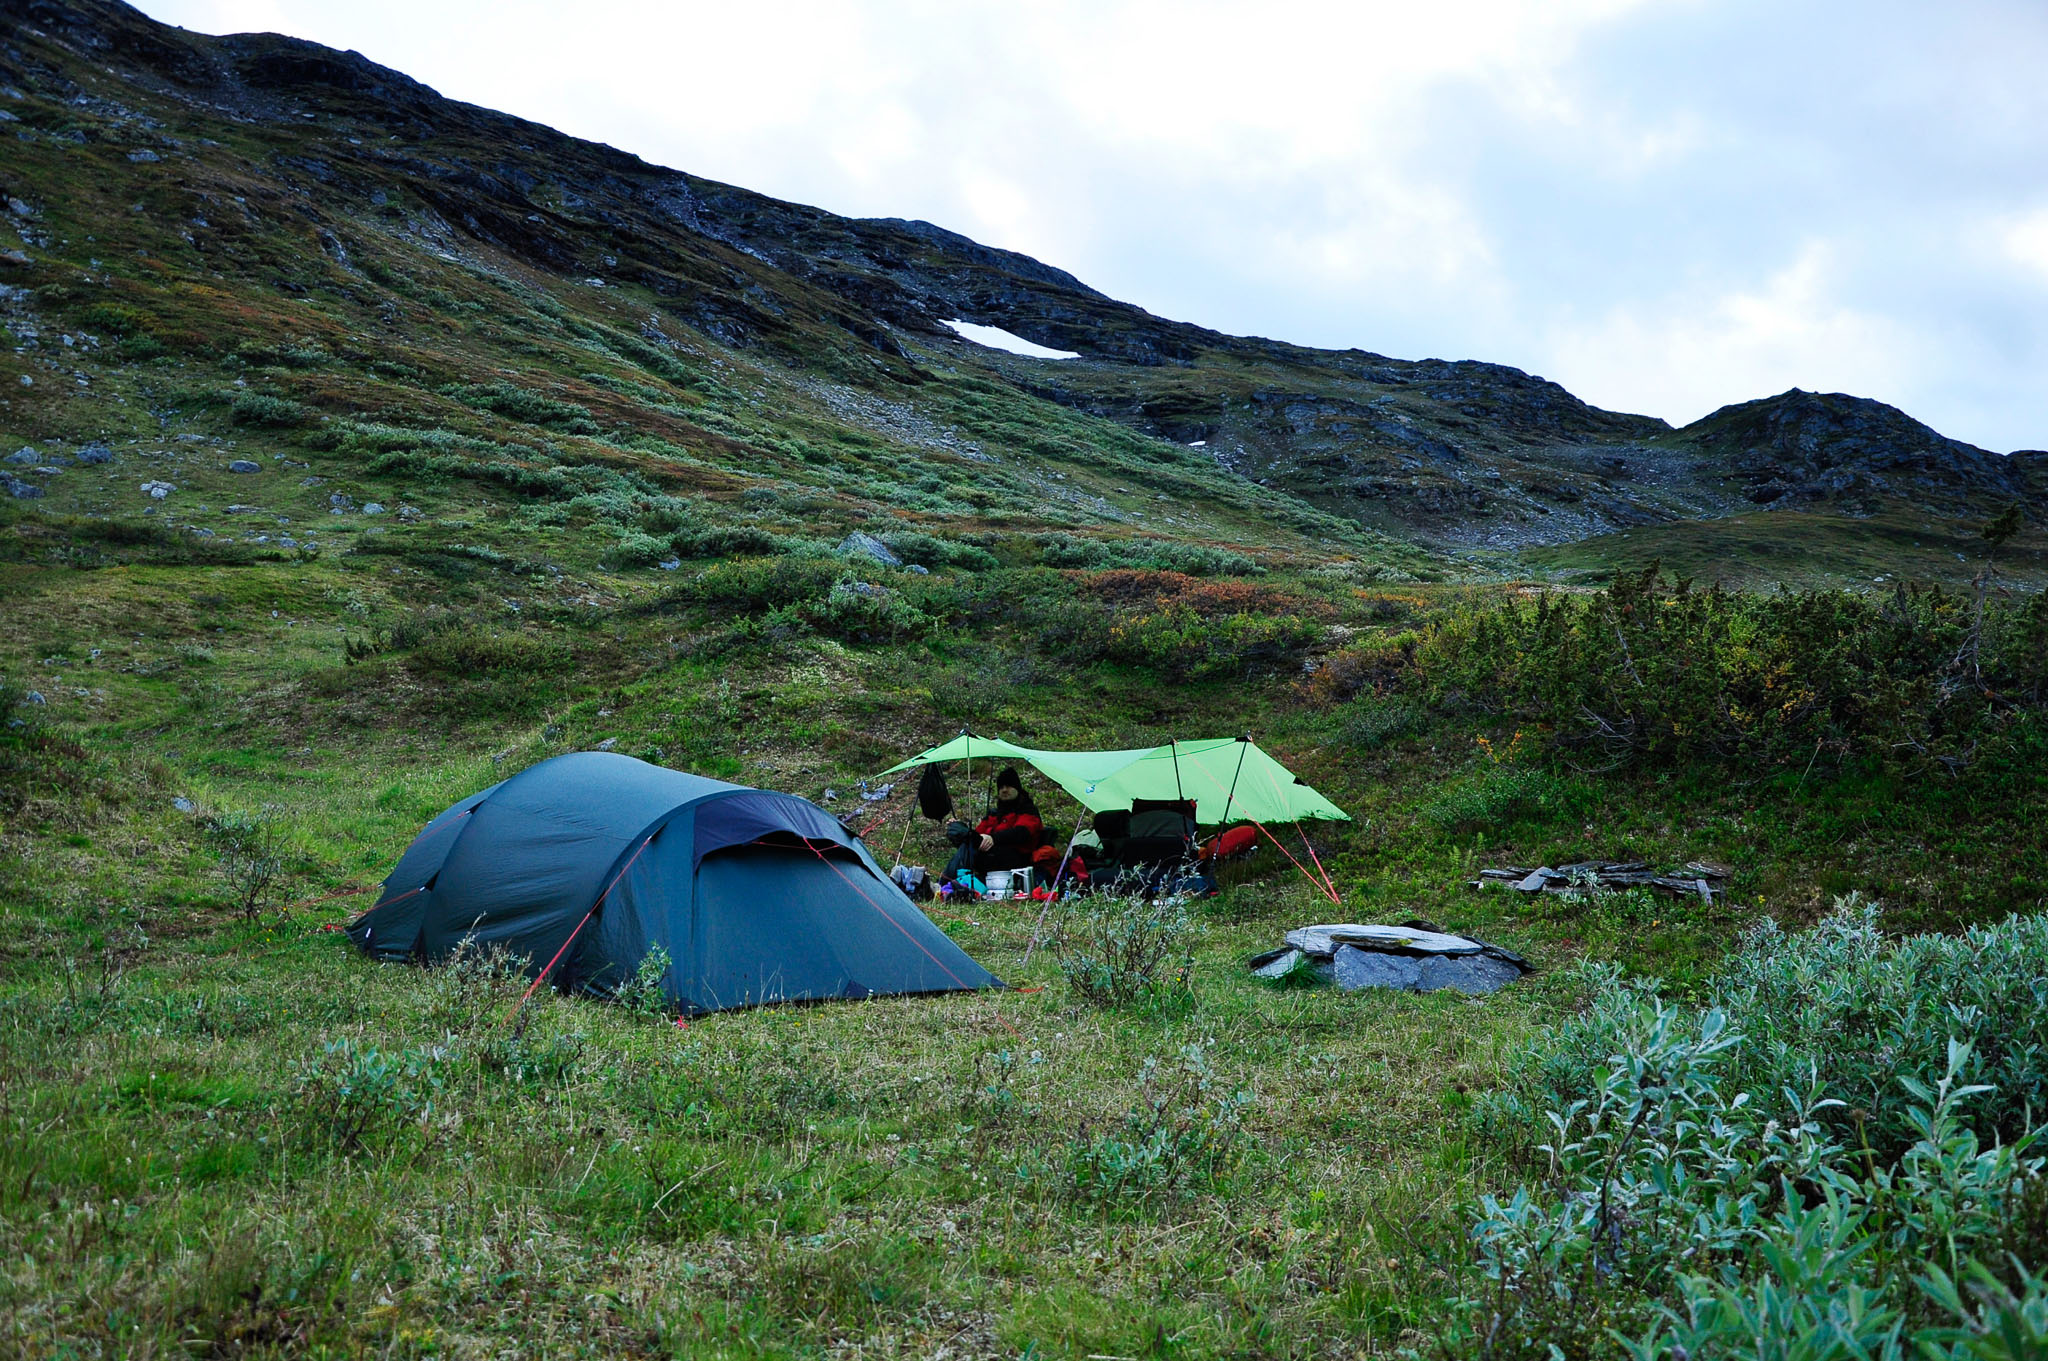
[1, 0, 2040, 581]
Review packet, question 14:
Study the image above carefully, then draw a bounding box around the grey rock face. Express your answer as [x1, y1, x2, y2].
[1333, 945, 1423, 992]
[1415, 953, 1526, 995]
[836, 530, 901, 567]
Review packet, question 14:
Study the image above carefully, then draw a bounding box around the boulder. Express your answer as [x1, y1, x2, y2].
[5, 476, 42, 499]
[1333, 945, 1423, 992]
[1416, 953, 1525, 995]
[836, 530, 902, 567]
[5, 447, 36, 465]
[76, 443, 112, 465]
[228, 460, 261, 473]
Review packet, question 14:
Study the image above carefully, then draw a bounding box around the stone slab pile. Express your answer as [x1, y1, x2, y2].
[1247, 923, 1531, 996]
[1471, 861, 1729, 902]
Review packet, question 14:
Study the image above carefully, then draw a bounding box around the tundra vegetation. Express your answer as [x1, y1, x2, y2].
[2, 5, 2046, 1356]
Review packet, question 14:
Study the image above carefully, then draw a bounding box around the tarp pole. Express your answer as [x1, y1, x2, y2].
[1221, 734, 1250, 823]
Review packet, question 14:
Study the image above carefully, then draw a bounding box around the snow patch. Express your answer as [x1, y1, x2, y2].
[942, 320, 1080, 361]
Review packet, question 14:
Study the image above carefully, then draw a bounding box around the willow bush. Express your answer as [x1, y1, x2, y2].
[1413, 567, 2048, 775]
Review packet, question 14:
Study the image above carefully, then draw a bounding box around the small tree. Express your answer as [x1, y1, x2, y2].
[203, 805, 287, 919]
[1981, 503, 2024, 561]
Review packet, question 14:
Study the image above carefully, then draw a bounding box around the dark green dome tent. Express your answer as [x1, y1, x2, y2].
[347, 752, 1000, 1014]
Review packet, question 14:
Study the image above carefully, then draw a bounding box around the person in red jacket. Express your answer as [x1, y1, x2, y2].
[941, 767, 1044, 887]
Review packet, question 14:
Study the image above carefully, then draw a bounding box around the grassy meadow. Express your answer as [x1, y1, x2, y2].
[4, 507, 2046, 1355]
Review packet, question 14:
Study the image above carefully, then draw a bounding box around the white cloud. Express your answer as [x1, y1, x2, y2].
[1998, 208, 2048, 284]
[1544, 242, 1929, 424]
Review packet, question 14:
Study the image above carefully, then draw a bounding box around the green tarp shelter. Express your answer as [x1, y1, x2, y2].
[880, 735, 1349, 826]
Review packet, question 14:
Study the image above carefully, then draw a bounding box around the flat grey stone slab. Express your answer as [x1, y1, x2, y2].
[1286, 923, 1484, 958]
[1416, 953, 1526, 995]
[1333, 945, 1423, 992]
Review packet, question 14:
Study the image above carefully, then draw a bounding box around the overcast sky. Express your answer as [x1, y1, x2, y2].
[141, 0, 2048, 451]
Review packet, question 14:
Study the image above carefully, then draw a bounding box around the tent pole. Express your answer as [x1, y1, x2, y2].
[1169, 737, 1185, 807]
[1221, 734, 1250, 823]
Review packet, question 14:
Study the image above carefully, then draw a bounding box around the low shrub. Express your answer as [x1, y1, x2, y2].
[609, 945, 674, 1019]
[1338, 694, 1424, 750]
[1493, 903, 2048, 1162]
[1057, 1044, 1253, 1209]
[230, 391, 311, 427]
[608, 531, 672, 568]
[683, 556, 844, 614]
[424, 936, 527, 1036]
[443, 380, 600, 434]
[1416, 567, 2048, 776]
[802, 577, 932, 643]
[1047, 893, 1198, 1012]
[1301, 637, 1415, 706]
[293, 1039, 442, 1154]
[1036, 533, 1261, 576]
[408, 629, 571, 677]
[884, 531, 999, 572]
[673, 523, 787, 558]
[1449, 903, 2048, 1358]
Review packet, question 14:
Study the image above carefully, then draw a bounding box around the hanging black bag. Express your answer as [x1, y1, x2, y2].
[917, 763, 954, 821]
